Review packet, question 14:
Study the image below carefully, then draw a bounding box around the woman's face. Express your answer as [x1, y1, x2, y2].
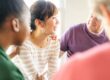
[43, 13, 59, 35]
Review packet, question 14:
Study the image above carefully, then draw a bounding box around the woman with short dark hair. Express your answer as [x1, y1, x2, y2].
[17, 1, 60, 80]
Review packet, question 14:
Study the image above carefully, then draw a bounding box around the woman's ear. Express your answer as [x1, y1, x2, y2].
[99, 4, 110, 23]
[35, 19, 41, 27]
[35, 19, 44, 28]
[12, 18, 20, 32]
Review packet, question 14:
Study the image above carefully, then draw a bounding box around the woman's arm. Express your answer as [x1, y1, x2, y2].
[17, 44, 38, 80]
[48, 40, 60, 80]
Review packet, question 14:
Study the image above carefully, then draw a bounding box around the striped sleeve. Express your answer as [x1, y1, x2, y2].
[18, 41, 37, 80]
[48, 39, 60, 79]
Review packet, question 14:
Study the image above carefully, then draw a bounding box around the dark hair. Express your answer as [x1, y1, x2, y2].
[30, 0, 58, 31]
[0, 0, 29, 26]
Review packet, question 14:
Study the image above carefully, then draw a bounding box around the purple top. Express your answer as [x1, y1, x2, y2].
[60, 23, 109, 57]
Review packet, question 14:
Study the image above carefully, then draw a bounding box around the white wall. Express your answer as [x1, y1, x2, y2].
[61, 0, 90, 34]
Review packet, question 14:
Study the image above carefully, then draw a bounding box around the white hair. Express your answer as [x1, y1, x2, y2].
[89, 0, 110, 16]
[89, 0, 110, 39]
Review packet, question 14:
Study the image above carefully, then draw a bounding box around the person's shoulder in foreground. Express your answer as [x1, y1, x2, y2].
[0, 0, 30, 79]
[0, 47, 24, 80]
[52, 42, 110, 80]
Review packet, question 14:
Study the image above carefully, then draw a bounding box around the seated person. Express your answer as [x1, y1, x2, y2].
[60, 14, 109, 57]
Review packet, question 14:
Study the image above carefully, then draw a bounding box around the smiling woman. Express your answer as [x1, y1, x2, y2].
[23, 0, 61, 38]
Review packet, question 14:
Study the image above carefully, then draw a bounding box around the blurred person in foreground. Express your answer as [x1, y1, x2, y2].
[0, 0, 30, 80]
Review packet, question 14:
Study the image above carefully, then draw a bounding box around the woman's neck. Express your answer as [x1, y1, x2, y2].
[30, 30, 49, 48]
